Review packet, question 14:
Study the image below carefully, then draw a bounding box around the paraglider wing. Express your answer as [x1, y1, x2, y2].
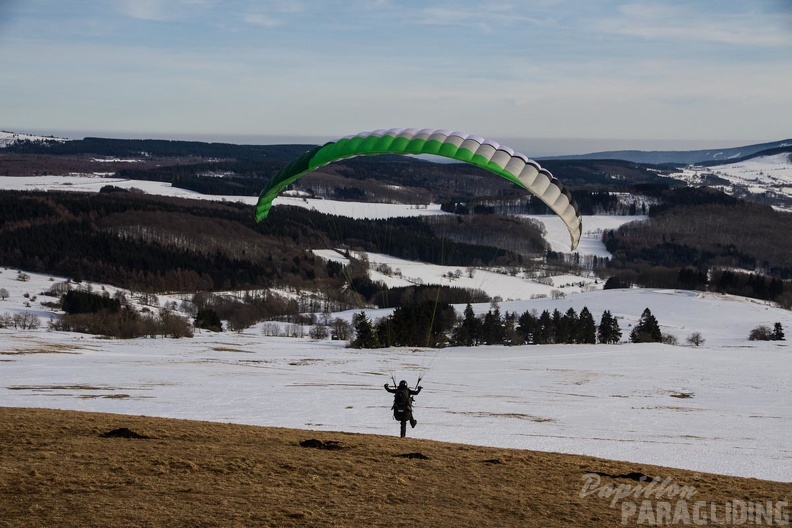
[254, 128, 582, 250]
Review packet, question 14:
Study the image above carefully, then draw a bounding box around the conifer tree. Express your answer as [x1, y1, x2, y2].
[597, 310, 622, 344]
[503, 311, 522, 345]
[630, 308, 662, 343]
[578, 306, 597, 344]
[772, 322, 785, 341]
[517, 309, 538, 344]
[451, 303, 480, 346]
[481, 308, 506, 345]
[537, 310, 553, 344]
[351, 311, 379, 348]
[558, 307, 577, 344]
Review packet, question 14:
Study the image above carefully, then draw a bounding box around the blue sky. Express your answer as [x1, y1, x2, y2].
[1, 1, 790, 154]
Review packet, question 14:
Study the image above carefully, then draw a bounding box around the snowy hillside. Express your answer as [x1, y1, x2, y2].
[543, 139, 792, 164]
[669, 152, 792, 209]
[0, 130, 67, 148]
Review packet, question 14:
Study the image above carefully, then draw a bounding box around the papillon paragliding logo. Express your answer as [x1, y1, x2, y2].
[254, 128, 583, 251]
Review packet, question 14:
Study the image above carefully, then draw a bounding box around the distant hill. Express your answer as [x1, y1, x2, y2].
[0, 130, 67, 148]
[541, 139, 792, 165]
[697, 144, 792, 167]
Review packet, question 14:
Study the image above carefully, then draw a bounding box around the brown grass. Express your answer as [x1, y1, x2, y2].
[0, 407, 788, 528]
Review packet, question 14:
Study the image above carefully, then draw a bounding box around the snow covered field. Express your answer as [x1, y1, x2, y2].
[0, 173, 790, 482]
[1, 270, 790, 482]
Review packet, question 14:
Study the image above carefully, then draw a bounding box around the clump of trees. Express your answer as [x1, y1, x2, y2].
[350, 300, 458, 349]
[350, 301, 732, 349]
[0, 312, 41, 330]
[52, 290, 192, 338]
[748, 322, 785, 341]
[349, 301, 634, 348]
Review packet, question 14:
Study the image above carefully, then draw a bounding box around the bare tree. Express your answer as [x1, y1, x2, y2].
[309, 325, 329, 340]
[686, 332, 705, 346]
[0, 288, 8, 301]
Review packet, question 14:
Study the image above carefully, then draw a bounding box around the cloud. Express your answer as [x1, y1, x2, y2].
[243, 13, 281, 28]
[115, 0, 218, 22]
[241, 1, 304, 28]
[116, 0, 169, 21]
[417, 2, 540, 28]
[595, 2, 792, 47]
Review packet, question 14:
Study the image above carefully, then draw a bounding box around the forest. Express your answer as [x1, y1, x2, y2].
[600, 187, 792, 306]
[0, 189, 534, 307]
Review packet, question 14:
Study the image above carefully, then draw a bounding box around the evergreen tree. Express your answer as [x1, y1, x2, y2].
[578, 306, 597, 344]
[630, 308, 662, 343]
[551, 309, 563, 344]
[536, 310, 553, 344]
[481, 308, 506, 345]
[517, 309, 538, 344]
[772, 322, 785, 341]
[351, 311, 379, 348]
[597, 310, 622, 344]
[560, 307, 577, 344]
[503, 311, 522, 345]
[451, 303, 480, 346]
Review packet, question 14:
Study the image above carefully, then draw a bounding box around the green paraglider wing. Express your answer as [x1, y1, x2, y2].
[254, 128, 582, 250]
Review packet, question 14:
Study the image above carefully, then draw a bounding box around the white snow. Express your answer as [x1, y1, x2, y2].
[91, 157, 143, 163]
[314, 250, 598, 300]
[0, 130, 67, 147]
[524, 214, 646, 257]
[0, 269, 790, 482]
[670, 153, 792, 208]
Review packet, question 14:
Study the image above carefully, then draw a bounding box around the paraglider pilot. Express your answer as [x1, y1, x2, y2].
[385, 380, 422, 431]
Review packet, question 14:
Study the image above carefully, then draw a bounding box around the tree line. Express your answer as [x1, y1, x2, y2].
[347, 302, 670, 349]
[440, 190, 648, 216]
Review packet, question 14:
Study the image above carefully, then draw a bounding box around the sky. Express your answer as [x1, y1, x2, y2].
[1, 1, 791, 155]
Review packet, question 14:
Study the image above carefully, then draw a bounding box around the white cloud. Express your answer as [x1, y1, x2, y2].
[241, 1, 305, 28]
[595, 2, 792, 47]
[417, 3, 539, 28]
[243, 13, 281, 28]
[116, 0, 169, 21]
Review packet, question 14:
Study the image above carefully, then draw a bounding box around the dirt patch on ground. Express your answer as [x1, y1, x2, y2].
[0, 407, 788, 527]
[1, 342, 84, 355]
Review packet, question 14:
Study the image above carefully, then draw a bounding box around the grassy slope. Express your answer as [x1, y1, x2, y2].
[1, 407, 788, 528]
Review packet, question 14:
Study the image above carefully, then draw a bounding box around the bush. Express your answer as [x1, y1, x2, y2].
[49, 307, 192, 338]
[0, 312, 40, 330]
[748, 325, 772, 341]
[331, 318, 351, 340]
[750, 323, 785, 341]
[686, 332, 705, 346]
[309, 325, 329, 340]
[194, 308, 222, 332]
